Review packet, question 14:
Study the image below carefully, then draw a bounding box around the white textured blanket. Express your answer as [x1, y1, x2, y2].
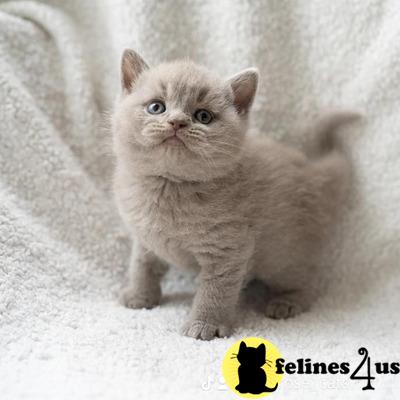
[1, 1, 399, 399]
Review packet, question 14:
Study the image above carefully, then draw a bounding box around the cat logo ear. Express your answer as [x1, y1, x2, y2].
[121, 49, 149, 93]
[239, 341, 247, 351]
[227, 68, 259, 116]
[257, 343, 266, 358]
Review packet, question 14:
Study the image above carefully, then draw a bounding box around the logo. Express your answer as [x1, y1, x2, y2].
[275, 347, 399, 391]
[222, 337, 284, 398]
[221, 340, 400, 395]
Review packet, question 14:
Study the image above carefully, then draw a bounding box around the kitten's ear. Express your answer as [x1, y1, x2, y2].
[257, 343, 266, 358]
[227, 68, 258, 115]
[239, 341, 247, 352]
[121, 49, 149, 93]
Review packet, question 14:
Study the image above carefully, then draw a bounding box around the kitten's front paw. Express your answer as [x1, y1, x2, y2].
[119, 286, 160, 309]
[181, 319, 232, 340]
[265, 297, 303, 319]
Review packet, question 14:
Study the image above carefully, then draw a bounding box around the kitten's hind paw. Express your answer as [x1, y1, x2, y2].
[181, 319, 232, 340]
[265, 296, 305, 319]
[119, 286, 161, 310]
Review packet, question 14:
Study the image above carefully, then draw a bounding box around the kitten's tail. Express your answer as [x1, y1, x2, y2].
[309, 111, 362, 217]
[313, 110, 361, 155]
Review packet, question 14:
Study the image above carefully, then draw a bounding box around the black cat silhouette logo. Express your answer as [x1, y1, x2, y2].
[236, 341, 278, 394]
[222, 337, 283, 398]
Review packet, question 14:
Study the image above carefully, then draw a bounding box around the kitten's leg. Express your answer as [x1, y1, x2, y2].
[258, 262, 320, 319]
[265, 289, 312, 319]
[182, 249, 251, 340]
[120, 241, 168, 309]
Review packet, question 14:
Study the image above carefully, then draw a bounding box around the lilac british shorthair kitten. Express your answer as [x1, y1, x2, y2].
[112, 49, 358, 340]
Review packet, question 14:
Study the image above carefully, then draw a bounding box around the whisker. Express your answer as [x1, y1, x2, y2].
[187, 129, 207, 137]
[184, 134, 204, 141]
[205, 147, 237, 158]
[197, 149, 216, 173]
[195, 148, 217, 178]
[206, 140, 243, 150]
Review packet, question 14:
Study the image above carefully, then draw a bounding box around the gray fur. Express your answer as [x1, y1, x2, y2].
[112, 49, 357, 340]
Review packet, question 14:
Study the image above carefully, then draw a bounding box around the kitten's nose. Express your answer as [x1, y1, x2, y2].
[168, 119, 188, 131]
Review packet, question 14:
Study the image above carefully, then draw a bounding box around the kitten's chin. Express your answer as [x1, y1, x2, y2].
[162, 136, 186, 147]
[129, 137, 242, 182]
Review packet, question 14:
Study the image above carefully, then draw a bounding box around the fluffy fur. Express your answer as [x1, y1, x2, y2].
[112, 49, 357, 340]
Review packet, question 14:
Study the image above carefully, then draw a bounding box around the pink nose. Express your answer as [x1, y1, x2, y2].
[168, 119, 187, 130]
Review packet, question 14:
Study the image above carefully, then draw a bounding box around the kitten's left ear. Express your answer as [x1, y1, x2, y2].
[121, 49, 149, 93]
[227, 68, 259, 115]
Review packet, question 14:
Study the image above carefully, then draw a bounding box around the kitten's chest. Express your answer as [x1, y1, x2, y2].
[119, 177, 206, 257]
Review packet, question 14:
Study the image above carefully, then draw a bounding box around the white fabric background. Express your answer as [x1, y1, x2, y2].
[0, 1, 399, 399]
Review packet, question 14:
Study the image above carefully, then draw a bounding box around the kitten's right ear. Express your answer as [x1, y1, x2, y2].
[121, 49, 149, 93]
[239, 341, 247, 352]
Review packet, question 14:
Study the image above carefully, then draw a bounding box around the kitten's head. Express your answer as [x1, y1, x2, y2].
[112, 49, 258, 181]
[237, 341, 266, 367]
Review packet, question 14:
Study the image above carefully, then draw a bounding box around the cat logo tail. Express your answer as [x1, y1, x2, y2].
[264, 382, 278, 392]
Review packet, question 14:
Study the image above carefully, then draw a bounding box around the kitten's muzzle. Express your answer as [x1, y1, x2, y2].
[162, 130, 186, 146]
[167, 118, 188, 131]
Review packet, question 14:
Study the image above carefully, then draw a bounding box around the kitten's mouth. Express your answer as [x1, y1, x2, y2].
[162, 134, 186, 147]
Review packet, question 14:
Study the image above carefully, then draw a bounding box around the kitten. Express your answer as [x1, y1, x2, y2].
[235, 342, 277, 394]
[112, 49, 357, 340]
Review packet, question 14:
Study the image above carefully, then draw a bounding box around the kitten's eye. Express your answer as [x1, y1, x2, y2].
[147, 101, 166, 114]
[194, 109, 213, 124]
